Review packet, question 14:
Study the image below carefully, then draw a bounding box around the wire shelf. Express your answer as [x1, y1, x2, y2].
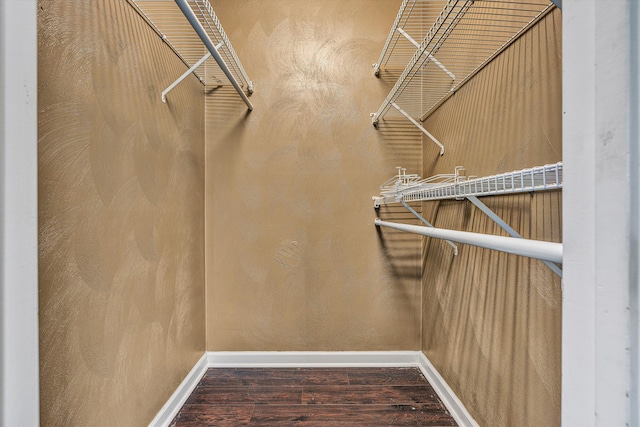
[372, 0, 555, 123]
[373, 162, 562, 207]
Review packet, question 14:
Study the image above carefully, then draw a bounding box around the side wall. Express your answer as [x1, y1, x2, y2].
[38, 1, 206, 425]
[420, 9, 562, 427]
[204, 0, 424, 351]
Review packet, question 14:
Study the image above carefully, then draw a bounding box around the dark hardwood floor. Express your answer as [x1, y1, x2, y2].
[170, 367, 458, 426]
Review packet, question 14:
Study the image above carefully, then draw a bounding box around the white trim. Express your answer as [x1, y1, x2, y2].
[0, 1, 40, 426]
[148, 353, 208, 427]
[563, 1, 637, 425]
[150, 351, 478, 427]
[417, 352, 479, 427]
[206, 351, 421, 367]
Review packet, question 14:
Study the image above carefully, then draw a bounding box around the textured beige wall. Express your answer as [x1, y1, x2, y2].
[204, 0, 425, 351]
[420, 9, 562, 427]
[38, 1, 206, 425]
[37, 0, 562, 424]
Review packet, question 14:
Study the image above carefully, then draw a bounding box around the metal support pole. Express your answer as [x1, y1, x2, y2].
[466, 196, 563, 277]
[401, 201, 458, 255]
[396, 28, 455, 80]
[391, 102, 445, 155]
[173, 0, 253, 111]
[162, 50, 215, 103]
[374, 218, 563, 264]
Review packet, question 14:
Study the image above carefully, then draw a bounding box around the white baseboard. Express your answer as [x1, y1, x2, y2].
[206, 350, 421, 367]
[148, 353, 208, 427]
[150, 351, 477, 427]
[417, 352, 479, 427]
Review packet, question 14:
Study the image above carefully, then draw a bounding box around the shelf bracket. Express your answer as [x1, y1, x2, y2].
[162, 47, 218, 103]
[466, 195, 562, 277]
[401, 200, 458, 255]
[391, 102, 445, 155]
[396, 28, 455, 80]
[372, 0, 411, 77]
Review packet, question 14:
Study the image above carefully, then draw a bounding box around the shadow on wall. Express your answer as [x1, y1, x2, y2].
[372, 117, 424, 309]
[374, 117, 422, 174]
[422, 191, 562, 427]
[205, 85, 253, 137]
[204, 85, 253, 174]
[375, 204, 423, 281]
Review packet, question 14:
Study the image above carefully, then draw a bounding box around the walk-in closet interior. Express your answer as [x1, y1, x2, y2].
[21, 0, 631, 425]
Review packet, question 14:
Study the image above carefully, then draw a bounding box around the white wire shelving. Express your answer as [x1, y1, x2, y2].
[373, 162, 562, 207]
[374, 162, 563, 272]
[371, 0, 557, 145]
[129, 0, 254, 108]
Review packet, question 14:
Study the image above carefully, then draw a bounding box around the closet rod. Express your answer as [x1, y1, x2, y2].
[173, 0, 253, 111]
[374, 218, 562, 264]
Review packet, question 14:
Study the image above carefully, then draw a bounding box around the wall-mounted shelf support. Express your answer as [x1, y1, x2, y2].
[375, 218, 562, 264]
[173, 0, 253, 111]
[467, 195, 562, 277]
[396, 28, 455, 80]
[401, 200, 458, 255]
[372, 0, 410, 77]
[390, 102, 445, 155]
[162, 49, 216, 103]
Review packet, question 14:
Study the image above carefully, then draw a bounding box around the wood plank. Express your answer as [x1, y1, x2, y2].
[249, 404, 457, 426]
[186, 386, 303, 405]
[200, 368, 350, 387]
[301, 385, 441, 405]
[170, 405, 254, 427]
[347, 367, 431, 386]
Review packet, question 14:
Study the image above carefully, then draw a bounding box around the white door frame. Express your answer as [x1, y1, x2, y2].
[563, 0, 639, 425]
[1, 0, 638, 426]
[0, 0, 40, 425]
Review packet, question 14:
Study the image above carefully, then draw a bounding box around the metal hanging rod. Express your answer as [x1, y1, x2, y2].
[375, 218, 563, 264]
[174, 0, 253, 110]
[192, 0, 254, 94]
[400, 200, 458, 255]
[131, 0, 254, 108]
[371, 1, 556, 126]
[466, 195, 562, 277]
